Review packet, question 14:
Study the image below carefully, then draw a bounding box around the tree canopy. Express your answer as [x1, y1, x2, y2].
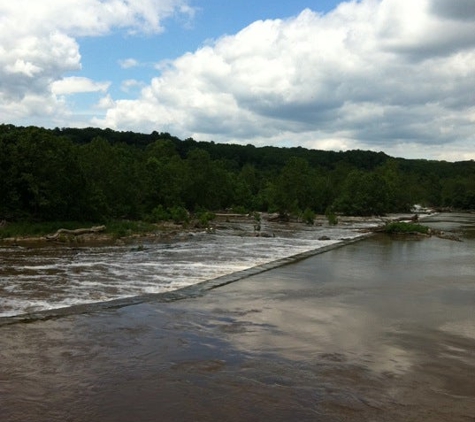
[1, 124, 474, 222]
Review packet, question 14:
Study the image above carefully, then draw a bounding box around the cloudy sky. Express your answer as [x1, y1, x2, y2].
[1, 0, 474, 161]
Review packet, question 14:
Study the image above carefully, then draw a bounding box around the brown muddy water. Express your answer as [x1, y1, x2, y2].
[0, 213, 474, 422]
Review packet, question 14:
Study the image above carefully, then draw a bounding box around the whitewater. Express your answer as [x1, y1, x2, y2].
[0, 217, 382, 318]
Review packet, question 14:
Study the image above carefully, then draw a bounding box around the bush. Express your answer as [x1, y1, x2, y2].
[106, 220, 157, 238]
[169, 206, 189, 224]
[302, 208, 315, 225]
[325, 208, 338, 225]
[195, 209, 216, 228]
[231, 206, 248, 214]
[148, 205, 170, 222]
[0, 221, 95, 238]
[383, 222, 430, 234]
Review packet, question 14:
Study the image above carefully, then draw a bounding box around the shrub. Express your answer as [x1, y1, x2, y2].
[148, 205, 170, 222]
[325, 208, 338, 225]
[195, 209, 216, 228]
[106, 220, 156, 238]
[302, 208, 315, 225]
[231, 206, 248, 214]
[384, 222, 430, 234]
[169, 206, 189, 224]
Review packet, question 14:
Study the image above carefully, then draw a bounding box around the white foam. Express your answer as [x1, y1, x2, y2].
[0, 226, 366, 317]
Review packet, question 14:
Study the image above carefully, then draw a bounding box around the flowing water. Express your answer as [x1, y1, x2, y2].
[0, 218, 377, 318]
[1, 213, 474, 422]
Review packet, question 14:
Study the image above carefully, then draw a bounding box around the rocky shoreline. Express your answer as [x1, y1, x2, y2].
[1, 212, 464, 250]
[0, 213, 401, 246]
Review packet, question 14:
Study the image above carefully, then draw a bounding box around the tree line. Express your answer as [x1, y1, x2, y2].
[1, 124, 474, 223]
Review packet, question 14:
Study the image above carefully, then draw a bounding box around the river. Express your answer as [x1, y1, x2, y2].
[0, 216, 377, 319]
[0, 213, 474, 421]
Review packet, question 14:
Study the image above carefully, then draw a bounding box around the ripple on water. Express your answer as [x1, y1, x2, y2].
[0, 223, 369, 318]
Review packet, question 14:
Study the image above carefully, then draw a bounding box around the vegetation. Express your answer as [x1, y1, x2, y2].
[104, 220, 158, 238]
[0, 124, 474, 232]
[0, 220, 157, 240]
[383, 222, 430, 235]
[325, 208, 339, 226]
[301, 208, 316, 225]
[0, 221, 95, 239]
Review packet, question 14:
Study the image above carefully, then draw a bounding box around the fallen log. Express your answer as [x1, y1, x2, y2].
[45, 225, 106, 240]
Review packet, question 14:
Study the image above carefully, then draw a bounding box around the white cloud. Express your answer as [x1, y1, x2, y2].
[1, 0, 474, 160]
[119, 59, 140, 69]
[0, 0, 193, 37]
[120, 79, 145, 93]
[96, 94, 116, 110]
[5, 59, 43, 77]
[0, 32, 81, 99]
[98, 0, 475, 160]
[0, 0, 193, 126]
[51, 77, 110, 95]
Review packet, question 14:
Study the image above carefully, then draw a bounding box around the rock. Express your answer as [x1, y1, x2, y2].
[318, 236, 331, 241]
[435, 231, 462, 242]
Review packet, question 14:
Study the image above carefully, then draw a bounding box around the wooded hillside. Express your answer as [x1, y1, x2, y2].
[1, 124, 474, 222]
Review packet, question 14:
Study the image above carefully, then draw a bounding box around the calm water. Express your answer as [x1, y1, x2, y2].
[0, 213, 474, 422]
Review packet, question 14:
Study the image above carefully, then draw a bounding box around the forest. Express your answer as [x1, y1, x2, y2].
[0, 124, 474, 224]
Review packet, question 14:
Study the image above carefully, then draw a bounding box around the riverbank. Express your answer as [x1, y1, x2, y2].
[0, 212, 409, 245]
[1, 213, 474, 422]
[0, 213, 381, 319]
[0, 212, 459, 320]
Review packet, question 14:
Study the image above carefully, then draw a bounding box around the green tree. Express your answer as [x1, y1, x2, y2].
[376, 159, 408, 211]
[143, 140, 187, 212]
[0, 126, 20, 218]
[8, 128, 85, 220]
[333, 170, 390, 216]
[442, 177, 475, 209]
[183, 149, 233, 210]
[78, 138, 142, 219]
[269, 157, 318, 216]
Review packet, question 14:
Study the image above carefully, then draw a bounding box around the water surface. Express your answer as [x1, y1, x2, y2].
[0, 218, 374, 318]
[1, 213, 474, 422]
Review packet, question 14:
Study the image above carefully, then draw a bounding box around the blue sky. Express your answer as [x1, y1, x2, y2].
[76, 1, 341, 101]
[1, 0, 475, 161]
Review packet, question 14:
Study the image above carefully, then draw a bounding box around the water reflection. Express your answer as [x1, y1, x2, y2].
[1, 213, 474, 422]
[182, 214, 475, 392]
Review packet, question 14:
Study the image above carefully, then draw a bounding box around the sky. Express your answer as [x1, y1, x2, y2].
[1, 0, 475, 161]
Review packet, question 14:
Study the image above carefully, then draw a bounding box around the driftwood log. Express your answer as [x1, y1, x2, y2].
[45, 225, 106, 240]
